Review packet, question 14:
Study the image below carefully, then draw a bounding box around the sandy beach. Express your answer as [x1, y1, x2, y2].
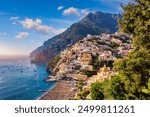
[39, 80, 77, 100]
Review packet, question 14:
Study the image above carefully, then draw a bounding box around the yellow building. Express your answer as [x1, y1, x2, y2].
[81, 65, 93, 71]
[72, 74, 88, 81]
[80, 52, 92, 65]
[87, 65, 110, 85]
[99, 64, 110, 76]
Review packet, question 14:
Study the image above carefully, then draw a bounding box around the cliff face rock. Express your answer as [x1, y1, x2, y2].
[30, 11, 121, 63]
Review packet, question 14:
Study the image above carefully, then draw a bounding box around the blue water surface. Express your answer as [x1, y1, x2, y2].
[0, 56, 55, 100]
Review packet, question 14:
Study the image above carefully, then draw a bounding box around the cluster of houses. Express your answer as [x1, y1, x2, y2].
[51, 32, 132, 85]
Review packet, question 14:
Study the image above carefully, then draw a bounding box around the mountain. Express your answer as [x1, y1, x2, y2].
[30, 11, 121, 63]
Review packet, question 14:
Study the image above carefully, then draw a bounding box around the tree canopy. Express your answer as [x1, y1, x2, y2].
[91, 82, 104, 100]
[111, 0, 150, 99]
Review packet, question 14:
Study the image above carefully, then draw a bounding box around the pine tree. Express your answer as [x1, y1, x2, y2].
[111, 0, 150, 99]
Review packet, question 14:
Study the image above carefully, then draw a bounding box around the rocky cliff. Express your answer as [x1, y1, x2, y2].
[30, 11, 121, 63]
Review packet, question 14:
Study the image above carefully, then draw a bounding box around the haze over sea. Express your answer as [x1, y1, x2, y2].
[0, 56, 55, 100]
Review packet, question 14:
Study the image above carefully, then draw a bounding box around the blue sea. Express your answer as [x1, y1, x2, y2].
[0, 56, 55, 100]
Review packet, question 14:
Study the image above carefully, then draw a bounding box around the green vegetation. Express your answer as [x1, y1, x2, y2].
[91, 82, 104, 100]
[76, 88, 90, 100]
[91, 54, 100, 71]
[76, 80, 91, 100]
[77, 80, 84, 91]
[74, 65, 81, 70]
[90, 80, 113, 100]
[91, 0, 150, 100]
[110, 0, 150, 100]
[91, 54, 114, 70]
[46, 54, 61, 72]
[110, 75, 126, 99]
[102, 79, 114, 99]
[81, 69, 97, 77]
[109, 42, 120, 49]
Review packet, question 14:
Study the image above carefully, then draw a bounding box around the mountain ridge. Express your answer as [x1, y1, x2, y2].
[30, 11, 121, 63]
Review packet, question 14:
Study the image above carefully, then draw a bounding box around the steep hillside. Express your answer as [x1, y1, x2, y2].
[30, 11, 120, 63]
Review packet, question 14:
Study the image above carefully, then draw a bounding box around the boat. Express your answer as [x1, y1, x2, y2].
[37, 90, 47, 92]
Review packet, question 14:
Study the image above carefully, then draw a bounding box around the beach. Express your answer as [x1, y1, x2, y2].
[39, 80, 77, 100]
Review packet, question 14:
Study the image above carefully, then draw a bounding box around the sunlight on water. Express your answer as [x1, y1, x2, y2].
[0, 56, 55, 100]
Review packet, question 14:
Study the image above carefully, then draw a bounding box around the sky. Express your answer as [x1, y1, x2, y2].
[0, 0, 133, 56]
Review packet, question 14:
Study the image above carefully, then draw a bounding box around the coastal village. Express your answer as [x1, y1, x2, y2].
[40, 32, 132, 100]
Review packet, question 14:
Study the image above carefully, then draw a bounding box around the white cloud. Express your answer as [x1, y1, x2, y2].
[36, 25, 66, 35]
[15, 32, 29, 40]
[10, 16, 20, 25]
[20, 18, 42, 29]
[10, 16, 19, 21]
[63, 7, 89, 16]
[63, 7, 79, 16]
[57, 6, 64, 10]
[80, 9, 90, 15]
[20, 18, 66, 35]
[35, 25, 52, 35]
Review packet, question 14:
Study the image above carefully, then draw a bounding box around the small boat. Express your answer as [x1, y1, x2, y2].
[37, 90, 47, 92]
